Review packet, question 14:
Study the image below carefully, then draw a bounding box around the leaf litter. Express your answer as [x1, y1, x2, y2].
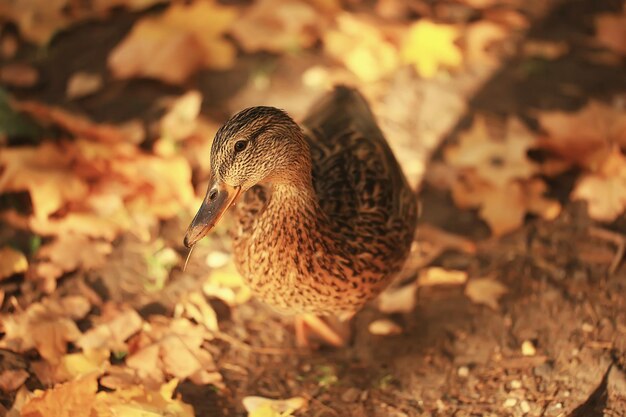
[0, 0, 625, 415]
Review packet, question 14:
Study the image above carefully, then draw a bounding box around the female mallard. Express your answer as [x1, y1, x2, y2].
[185, 86, 418, 346]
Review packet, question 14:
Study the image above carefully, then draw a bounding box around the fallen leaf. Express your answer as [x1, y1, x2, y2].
[0, 247, 28, 280]
[20, 375, 98, 417]
[0, 296, 89, 363]
[0, 369, 29, 392]
[126, 317, 220, 386]
[595, 11, 626, 56]
[230, 0, 330, 53]
[418, 267, 468, 286]
[465, 21, 508, 69]
[465, 277, 508, 310]
[77, 304, 143, 351]
[66, 72, 103, 99]
[174, 292, 218, 332]
[402, 20, 462, 78]
[159, 91, 203, 142]
[242, 396, 307, 417]
[93, 379, 195, 417]
[368, 319, 403, 336]
[521, 340, 537, 356]
[452, 173, 560, 236]
[324, 13, 399, 82]
[537, 101, 626, 169]
[445, 116, 538, 187]
[108, 0, 238, 84]
[377, 281, 418, 314]
[0, 142, 89, 219]
[572, 147, 626, 222]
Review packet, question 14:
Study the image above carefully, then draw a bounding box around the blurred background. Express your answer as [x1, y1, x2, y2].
[0, 0, 625, 416]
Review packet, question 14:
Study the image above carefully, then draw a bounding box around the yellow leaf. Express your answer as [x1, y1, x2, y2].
[402, 20, 462, 78]
[243, 396, 307, 417]
[0, 247, 28, 280]
[57, 348, 110, 380]
[324, 14, 399, 82]
[418, 267, 467, 286]
[108, 0, 238, 83]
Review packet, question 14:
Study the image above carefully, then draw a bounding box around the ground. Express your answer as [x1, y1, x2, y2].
[0, 0, 626, 416]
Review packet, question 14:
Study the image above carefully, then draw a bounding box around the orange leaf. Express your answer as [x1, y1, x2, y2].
[108, 0, 238, 84]
[595, 11, 626, 56]
[21, 375, 98, 417]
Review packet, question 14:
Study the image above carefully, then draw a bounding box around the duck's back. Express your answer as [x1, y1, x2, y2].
[302, 87, 418, 268]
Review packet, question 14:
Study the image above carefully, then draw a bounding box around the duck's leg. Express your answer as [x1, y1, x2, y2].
[294, 314, 352, 348]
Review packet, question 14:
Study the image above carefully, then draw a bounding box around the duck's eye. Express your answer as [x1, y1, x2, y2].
[234, 140, 248, 152]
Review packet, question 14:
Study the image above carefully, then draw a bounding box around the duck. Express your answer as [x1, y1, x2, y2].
[184, 86, 418, 347]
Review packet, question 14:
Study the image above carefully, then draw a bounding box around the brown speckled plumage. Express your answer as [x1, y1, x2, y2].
[190, 86, 418, 317]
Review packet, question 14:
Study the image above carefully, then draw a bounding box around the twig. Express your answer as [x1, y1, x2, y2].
[211, 330, 305, 356]
[588, 227, 625, 275]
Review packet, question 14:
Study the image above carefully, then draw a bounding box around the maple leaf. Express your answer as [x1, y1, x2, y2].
[445, 116, 538, 187]
[465, 277, 508, 310]
[0, 246, 28, 280]
[20, 375, 98, 417]
[595, 10, 626, 56]
[572, 147, 626, 222]
[452, 173, 560, 236]
[0, 296, 89, 363]
[324, 13, 399, 82]
[230, 0, 331, 53]
[401, 20, 462, 78]
[108, 0, 238, 84]
[0, 142, 89, 219]
[537, 101, 626, 170]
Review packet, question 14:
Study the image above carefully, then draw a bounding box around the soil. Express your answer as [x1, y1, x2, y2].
[1, 0, 626, 416]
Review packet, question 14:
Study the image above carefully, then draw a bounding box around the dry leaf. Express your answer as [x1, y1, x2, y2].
[324, 13, 399, 82]
[402, 20, 462, 78]
[126, 317, 220, 385]
[595, 11, 626, 56]
[465, 277, 508, 310]
[418, 267, 468, 286]
[21, 375, 98, 417]
[0, 296, 89, 363]
[445, 116, 538, 187]
[77, 304, 143, 351]
[465, 21, 508, 69]
[0, 63, 38, 88]
[174, 292, 218, 332]
[572, 147, 626, 222]
[368, 319, 403, 336]
[0, 247, 28, 280]
[93, 379, 195, 417]
[452, 173, 560, 236]
[159, 91, 203, 142]
[242, 396, 307, 417]
[521, 340, 536, 356]
[537, 101, 626, 169]
[66, 72, 103, 99]
[0, 369, 29, 392]
[377, 281, 418, 314]
[230, 0, 329, 53]
[108, 0, 238, 84]
[0, 142, 89, 219]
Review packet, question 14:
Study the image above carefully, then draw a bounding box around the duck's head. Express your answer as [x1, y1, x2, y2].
[184, 106, 308, 248]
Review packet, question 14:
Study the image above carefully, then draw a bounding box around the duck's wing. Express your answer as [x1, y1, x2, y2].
[302, 86, 417, 250]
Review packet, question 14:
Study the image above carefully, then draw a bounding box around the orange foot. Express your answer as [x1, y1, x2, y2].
[294, 314, 353, 349]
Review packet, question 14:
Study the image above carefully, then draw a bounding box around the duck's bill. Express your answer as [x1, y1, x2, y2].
[184, 179, 241, 248]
